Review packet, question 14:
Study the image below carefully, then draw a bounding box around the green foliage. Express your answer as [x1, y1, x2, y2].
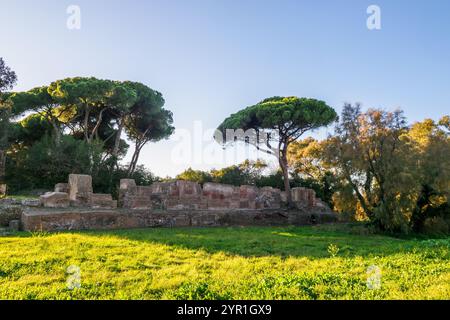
[0, 58, 17, 93]
[218, 97, 337, 135]
[211, 160, 267, 186]
[0, 224, 448, 299]
[176, 168, 212, 185]
[176, 160, 268, 187]
[255, 171, 285, 190]
[317, 105, 450, 234]
[3, 77, 173, 194]
[10, 114, 53, 147]
[327, 243, 340, 257]
[6, 135, 103, 192]
[217, 96, 337, 205]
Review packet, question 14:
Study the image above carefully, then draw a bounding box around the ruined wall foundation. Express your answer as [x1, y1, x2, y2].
[13, 174, 337, 232]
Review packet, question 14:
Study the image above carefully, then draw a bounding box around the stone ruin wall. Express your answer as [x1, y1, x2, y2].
[119, 179, 323, 211]
[40, 174, 117, 209]
[38, 174, 325, 211]
[8, 174, 335, 232]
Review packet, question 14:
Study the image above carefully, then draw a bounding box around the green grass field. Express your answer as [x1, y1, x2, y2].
[0, 224, 448, 300]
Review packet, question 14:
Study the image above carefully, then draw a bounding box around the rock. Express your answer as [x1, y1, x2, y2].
[68, 174, 93, 207]
[280, 192, 287, 203]
[120, 179, 136, 190]
[0, 206, 22, 227]
[176, 180, 202, 199]
[239, 185, 258, 209]
[8, 219, 20, 231]
[291, 187, 306, 202]
[291, 187, 316, 207]
[91, 194, 117, 209]
[256, 187, 281, 209]
[0, 184, 6, 197]
[21, 199, 41, 207]
[119, 179, 137, 207]
[0, 198, 21, 206]
[203, 183, 240, 209]
[40, 192, 70, 208]
[55, 183, 69, 193]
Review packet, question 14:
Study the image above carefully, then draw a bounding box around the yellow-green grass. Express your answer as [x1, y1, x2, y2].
[0, 224, 448, 300]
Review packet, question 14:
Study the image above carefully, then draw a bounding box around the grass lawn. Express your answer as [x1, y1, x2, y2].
[0, 224, 448, 300]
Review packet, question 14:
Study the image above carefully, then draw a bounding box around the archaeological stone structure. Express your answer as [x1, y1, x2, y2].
[7, 174, 337, 232]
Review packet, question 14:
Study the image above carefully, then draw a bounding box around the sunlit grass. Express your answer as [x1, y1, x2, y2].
[0, 224, 448, 300]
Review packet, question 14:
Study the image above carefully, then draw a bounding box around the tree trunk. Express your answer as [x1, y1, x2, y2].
[127, 143, 144, 176]
[112, 118, 124, 159]
[343, 169, 373, 219]
[0, 150, 6, 197]
[279, 146, 293, 207]
[83, 106, 90, 143]
[50, 120, 61, 147]
[0, 150, 5, 182]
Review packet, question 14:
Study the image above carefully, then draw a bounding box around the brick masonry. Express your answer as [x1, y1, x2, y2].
[15, 174, 337, 232]
[21, 207, 337, 232]
[120, 180, 319, 211]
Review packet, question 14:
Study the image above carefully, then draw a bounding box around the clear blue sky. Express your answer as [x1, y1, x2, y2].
[1, 0, 449, 177]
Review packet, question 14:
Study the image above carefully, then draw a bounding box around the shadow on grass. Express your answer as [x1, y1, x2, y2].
[74, 223, 417, 259]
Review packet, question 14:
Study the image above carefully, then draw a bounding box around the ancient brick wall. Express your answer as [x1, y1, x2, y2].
[120, 179, 322, 211]
[21, 207, 337, 232]
[40, 174, 117, 209]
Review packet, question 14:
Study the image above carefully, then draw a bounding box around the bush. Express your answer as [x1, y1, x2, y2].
[6, 135, 103, 192]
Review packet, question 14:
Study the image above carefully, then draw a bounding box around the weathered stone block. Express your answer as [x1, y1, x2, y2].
[280, 191, 287, 203]
[292, 187, 317, 207]
[0, 184, 6, 197]
[55, 183, 69, 193]
[307, 189, 316, 207]
[151, 181, 178, 196]
[176, 180, 202, 199]
[135, 186, 153, 197]
[40, 192, 70, 208]
[239, 186, 258, 209]
[68, 174, 93, 206]
[91, 194, 117, 209]
[292, 187, 309, 203]
[203, 183, 236, 200]
[120, 179, 136, 190]
[125, 196, 153, 210]
[21, 199, 41, 207]
[9, 219, 20, 231]
[118, 179, 137, 207]
[256, 187, 281, 209]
